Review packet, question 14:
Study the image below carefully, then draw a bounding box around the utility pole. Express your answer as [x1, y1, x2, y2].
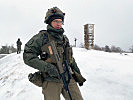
[84, 24, 94, 50]
[74, 38, 77, 47]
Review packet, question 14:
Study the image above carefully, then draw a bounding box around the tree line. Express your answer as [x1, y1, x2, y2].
[0, 44, 133, 54]
[79, 43, 133, 53]
[93, 44, 133, 53]
[0, 45, 17, 54]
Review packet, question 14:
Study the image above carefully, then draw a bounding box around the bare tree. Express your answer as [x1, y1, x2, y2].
[0, 45, 17, 54]
[105, 45, 111, 52]
[129, 45, 133, 53]
[93, 44, 102, 51]
[111, 45, 122, 53]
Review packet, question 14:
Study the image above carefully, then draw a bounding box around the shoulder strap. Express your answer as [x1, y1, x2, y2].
[63, 35, 70, 47]
[39, 30, 49, 45]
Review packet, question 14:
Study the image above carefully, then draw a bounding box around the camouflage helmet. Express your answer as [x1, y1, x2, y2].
[44, 7, 65, 24]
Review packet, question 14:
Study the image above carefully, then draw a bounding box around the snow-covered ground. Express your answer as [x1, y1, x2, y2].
[0, 54, 8, 59]
[0, 48, 133, 100]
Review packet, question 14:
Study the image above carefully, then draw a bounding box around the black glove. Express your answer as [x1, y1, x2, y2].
[28, 73, 34, 80]
[78, 82, 83, 86]
[46, 63, 60, 79]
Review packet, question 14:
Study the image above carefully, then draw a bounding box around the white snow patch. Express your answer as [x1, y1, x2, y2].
[0, 48, 133, 100]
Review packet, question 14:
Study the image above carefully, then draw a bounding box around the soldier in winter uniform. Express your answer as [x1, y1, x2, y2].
[16, 38, 22, 54]
[23, 7, 85, 100]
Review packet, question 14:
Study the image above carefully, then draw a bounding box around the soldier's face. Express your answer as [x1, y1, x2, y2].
[51, 19, 63, 29]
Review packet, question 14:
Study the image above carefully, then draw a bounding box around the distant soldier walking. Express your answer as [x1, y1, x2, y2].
[16, 38, 22, 54]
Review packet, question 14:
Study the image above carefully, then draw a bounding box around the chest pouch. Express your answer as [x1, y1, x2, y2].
[41, 41, 56, 63]
[57, 47, 64, 63]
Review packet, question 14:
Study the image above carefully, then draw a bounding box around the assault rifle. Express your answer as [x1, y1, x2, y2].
[41, 41, 72, 100]
[41, 41, 86, 100]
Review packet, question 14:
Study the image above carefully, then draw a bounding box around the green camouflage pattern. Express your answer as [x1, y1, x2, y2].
[44, 7, 65, 24]
[23, 30, 81, 82]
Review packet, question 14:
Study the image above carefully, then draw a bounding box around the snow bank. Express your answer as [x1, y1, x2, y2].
[0, 48, 133, 100]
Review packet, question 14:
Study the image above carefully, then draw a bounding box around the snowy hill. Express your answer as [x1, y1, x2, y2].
[0, 54, 7, 59]
[0, 48, 133, 100]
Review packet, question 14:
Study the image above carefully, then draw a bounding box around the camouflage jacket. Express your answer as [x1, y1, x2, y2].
[17, 40, 22, 47]
[23, 30, 81, 82]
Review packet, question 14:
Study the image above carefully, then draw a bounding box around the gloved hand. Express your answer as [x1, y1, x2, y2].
[45, 63, 60, 79]
[78, 82, 83, 86]
[28, 73, 34, 80]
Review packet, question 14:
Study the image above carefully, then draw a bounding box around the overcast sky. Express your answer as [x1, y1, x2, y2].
[0, 0, 133, 51]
